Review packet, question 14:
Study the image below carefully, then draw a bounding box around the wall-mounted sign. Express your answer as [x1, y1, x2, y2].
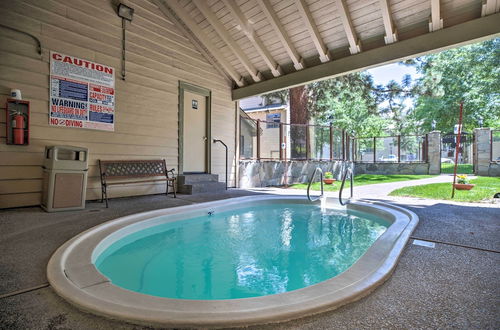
[49, 51, 115, 131]
[266, 113, 281, 128]
[192, 99, 198, 110]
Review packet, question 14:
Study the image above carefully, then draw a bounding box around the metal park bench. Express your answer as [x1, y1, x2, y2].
[98, 159, 176, 208]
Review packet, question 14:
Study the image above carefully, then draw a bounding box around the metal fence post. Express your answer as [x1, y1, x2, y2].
[329, 124, 333, 160]
[397, 135, 401, 163]
[279, 123, 283, 160]
[256, 119, 261, 160]
[306, 124, 310, 160]
[342, 130, 345, 160]
[373, 137, 376, 163]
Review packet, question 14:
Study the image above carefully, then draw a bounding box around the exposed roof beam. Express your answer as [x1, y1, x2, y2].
[256, 0, 305, 70]
[335, 0, 362, 54]
[222, 0, 282, 77]
[379, 0, 398, 44]
[295, 0, 330, 62]
[429, 0, 443, 32]
[153, 0, 232, 86]
[161, 0, 245, 87]
[193, 0, 263, 83]
[482, 0, 500, 16]
[232, 13, 500, 100]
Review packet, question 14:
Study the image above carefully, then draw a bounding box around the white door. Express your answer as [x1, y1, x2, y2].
[183, 90, 207, 173]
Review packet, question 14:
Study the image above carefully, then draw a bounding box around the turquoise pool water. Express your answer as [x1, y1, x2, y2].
[94, 203, 389, 300]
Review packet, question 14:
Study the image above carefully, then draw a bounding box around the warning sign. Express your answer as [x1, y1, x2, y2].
[49, 51, 115, 131]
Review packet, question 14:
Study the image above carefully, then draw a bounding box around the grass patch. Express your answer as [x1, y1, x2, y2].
[289, 174, 436, 192]
[389, 176, 500, 202]
[441, 163, 473, 174]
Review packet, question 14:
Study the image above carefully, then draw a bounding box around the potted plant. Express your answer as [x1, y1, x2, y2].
[454, 175, 475, 190]
[323, 171, 335, 185]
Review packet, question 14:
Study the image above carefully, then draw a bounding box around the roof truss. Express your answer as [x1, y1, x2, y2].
[429, 0, 443, 32]
[335, 0, 362, 54]
[256, 0, 305, 70]
[295, 0, 330, 62]
[379, 0, 398, 44]
[222, 0, 283, 77]
[161, 0, 245, 86]
[193, 0, 263, 82]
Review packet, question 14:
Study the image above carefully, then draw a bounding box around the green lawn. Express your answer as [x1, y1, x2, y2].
[289, 174, 436, 192]
[389, 176, 500, 202]
[441, 162, 473, 174]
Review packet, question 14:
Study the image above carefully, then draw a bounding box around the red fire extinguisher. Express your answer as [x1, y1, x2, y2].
[12, 114, 25, 145]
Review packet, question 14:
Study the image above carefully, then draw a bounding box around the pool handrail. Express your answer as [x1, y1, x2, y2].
[339, 167, 353, 205]
[307, 167, 324, 202]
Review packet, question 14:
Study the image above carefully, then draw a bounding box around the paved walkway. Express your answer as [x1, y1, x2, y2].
[0, 181, 498, 329]
[248, 174, 465, 199]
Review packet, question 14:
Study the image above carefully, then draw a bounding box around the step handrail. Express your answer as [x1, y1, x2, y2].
[307, 167, 324, 202]
[213, 139, 228, 190]
[339, 167, 353, 205]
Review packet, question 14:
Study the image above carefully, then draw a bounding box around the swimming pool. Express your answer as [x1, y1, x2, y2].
[47, 195, 418, 328]
[94, 203, 389, 300]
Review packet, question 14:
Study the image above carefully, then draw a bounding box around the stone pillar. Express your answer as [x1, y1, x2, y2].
[427, 131, 441, 175]
[474, 128, 491, 176]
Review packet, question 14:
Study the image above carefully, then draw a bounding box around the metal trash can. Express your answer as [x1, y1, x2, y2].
[41, 145, 89, 212]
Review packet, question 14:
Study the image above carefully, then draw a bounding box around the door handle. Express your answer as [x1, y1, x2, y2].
[203, 136, 208, 141]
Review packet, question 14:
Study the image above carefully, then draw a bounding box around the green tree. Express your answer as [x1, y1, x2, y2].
[411, 38, 500, 132]
[308, 72, 387, 137]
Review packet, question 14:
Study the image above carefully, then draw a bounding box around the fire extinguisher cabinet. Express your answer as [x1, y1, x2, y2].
[41, 145, 89, 212]
[5, 99, 30, 145]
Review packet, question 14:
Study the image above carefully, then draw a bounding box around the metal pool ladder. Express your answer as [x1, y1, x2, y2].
[339, 167, 354, 205]
[307, 167, 324, 202]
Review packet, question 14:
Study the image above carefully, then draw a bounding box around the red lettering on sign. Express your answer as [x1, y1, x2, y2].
[52, 53, 62, 61]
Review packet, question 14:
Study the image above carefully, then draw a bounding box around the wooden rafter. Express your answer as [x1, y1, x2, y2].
[222, 0, 282, 77]
[429, 0, 443, 32]
[379, 0, 398, 44]
[482, 0, 500, 16]
[335, 0, 361, 54]
[232, 13, 500, 100]
[295, 0, 330, 62]
[193, 0, 263, 82]
[153, 0, 233, 85]
[161, 0, 245, 87]
[256, 0, 305, 70]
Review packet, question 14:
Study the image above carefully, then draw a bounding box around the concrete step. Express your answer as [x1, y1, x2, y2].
[178, 181, 226, 194]
[177, 174, 219, 185]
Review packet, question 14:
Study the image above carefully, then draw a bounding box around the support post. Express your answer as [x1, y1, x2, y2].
[474, 127, 492, 176]
[427, 131, 441, 174]
[397, 135, 401, 163]
[256, 119, 261, 160]
[279, 123, 284, 160]
[329, 124, 333, 160]
[306, 125, 310, 160]
[342, 130, 346, 160]
[373, 137, 376, 163]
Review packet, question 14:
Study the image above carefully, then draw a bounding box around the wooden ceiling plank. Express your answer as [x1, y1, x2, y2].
[232, 12, 500, 100]
[161, 0, 244, 86]
[379, 0, 398, 44]
[335, 0, 362, 54]
[193, 0, 263, 82]
[256, 0, 305, 70]
[429, 0, 443, 32]
[482, 0, 500, 16]
[295, 0, 330, 62]
[222, 0, 283, 77]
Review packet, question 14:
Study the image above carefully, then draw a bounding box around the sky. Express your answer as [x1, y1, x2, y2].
[367, 62, 421, 108]
[367, 62, 420, 86]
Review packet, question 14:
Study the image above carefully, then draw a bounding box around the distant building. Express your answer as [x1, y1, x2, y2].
[240, 96, 290, 159]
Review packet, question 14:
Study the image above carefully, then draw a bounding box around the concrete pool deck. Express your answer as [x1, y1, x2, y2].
[1, 185, 499, 329]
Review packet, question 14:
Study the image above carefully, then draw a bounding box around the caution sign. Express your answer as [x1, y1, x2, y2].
[49, 51, 115, 131]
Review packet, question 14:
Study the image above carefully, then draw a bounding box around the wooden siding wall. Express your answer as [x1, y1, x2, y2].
[0, 0, 236, 209]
